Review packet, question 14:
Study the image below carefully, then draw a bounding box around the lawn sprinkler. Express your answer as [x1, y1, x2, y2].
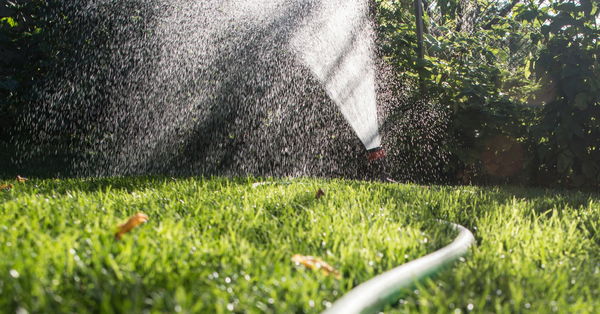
[367, 147, 396, 183]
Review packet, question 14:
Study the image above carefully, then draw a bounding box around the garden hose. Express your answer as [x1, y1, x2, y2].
[319, 152, 477, 314]
[322, 221, 474, 314]
[252, 161, 475, 314]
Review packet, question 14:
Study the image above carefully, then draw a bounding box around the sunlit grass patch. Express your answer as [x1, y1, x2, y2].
[0, 176, 446, 313]
[386, 186, 600, 314]
[2, 177, 598, 314]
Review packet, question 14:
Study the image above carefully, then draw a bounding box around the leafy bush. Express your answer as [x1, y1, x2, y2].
[376, 0, 600, 189]
[518, 0, 600, 188]
[376, 0, 542, 184]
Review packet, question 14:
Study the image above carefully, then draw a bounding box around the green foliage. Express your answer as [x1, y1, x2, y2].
[0, 0, 63, 140]
[377, 0, 600, 189]
[522, 0, 600, 188]
[377, 0, 540, 104]
[377, 0, 543, 184]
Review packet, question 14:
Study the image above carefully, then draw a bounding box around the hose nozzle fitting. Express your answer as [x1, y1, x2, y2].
[367, 147, 396, 183]
[367, 147, 385, 161]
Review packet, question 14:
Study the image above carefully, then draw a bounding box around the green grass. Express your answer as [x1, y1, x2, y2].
[389, 186, 600, 314]
[1, 177, 599, 314]
[0, 176, 450, 314]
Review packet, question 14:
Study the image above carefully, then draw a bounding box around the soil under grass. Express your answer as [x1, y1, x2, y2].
[0, 176, 599, 314]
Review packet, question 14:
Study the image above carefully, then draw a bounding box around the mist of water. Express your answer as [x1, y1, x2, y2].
[15, 0, 391, 178]
[14, 0, 450, 183]
[291, 0, 380, 150]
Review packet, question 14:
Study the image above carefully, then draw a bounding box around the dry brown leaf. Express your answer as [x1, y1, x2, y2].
[315, 188, 325, 199]
[0, 183, 13, 190]
[17, 175, 28, 183]
[115, 212, 149, 240]
[291, 254, 341, 279]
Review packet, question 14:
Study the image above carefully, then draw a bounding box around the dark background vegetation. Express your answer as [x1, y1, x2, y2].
[376, 0, 600, 189]
[2, 0, 600, 190]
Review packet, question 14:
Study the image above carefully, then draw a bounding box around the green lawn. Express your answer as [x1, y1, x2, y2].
[1, 176, 599, 314]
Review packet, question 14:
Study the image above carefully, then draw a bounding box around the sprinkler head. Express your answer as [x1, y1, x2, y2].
[367, 147, 396, 183]
[367, 147, 385, 161]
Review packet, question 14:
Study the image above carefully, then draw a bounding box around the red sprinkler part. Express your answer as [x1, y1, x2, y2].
[367, 147, 395, 183]
[367, 147, 385, 161]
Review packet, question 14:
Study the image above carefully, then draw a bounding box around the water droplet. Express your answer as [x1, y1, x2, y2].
[16, 307, 28, 314]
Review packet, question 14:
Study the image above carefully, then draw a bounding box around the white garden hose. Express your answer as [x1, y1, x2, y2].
[322, 221, 475, 314]
[252, 180, 475, 314]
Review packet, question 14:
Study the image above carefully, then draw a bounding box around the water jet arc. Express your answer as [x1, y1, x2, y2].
[322, 221, 474, 314]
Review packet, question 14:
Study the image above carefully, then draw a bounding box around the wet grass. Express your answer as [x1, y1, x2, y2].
[386, 186, 600, 314]
[0, 176, 449, 314]
[1, 177, 599, 314]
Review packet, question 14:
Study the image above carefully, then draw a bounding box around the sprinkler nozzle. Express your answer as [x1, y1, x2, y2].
[367, 147, 385, 161]
[367, 147, 396, 183]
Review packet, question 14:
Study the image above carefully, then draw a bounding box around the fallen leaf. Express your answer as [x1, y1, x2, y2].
[291, 254, 341, 279]
[115, 212, 149, 240]
[17, 175, 28, 183]
[0, 183, 13, 190]
[315, 188, 325, 199]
